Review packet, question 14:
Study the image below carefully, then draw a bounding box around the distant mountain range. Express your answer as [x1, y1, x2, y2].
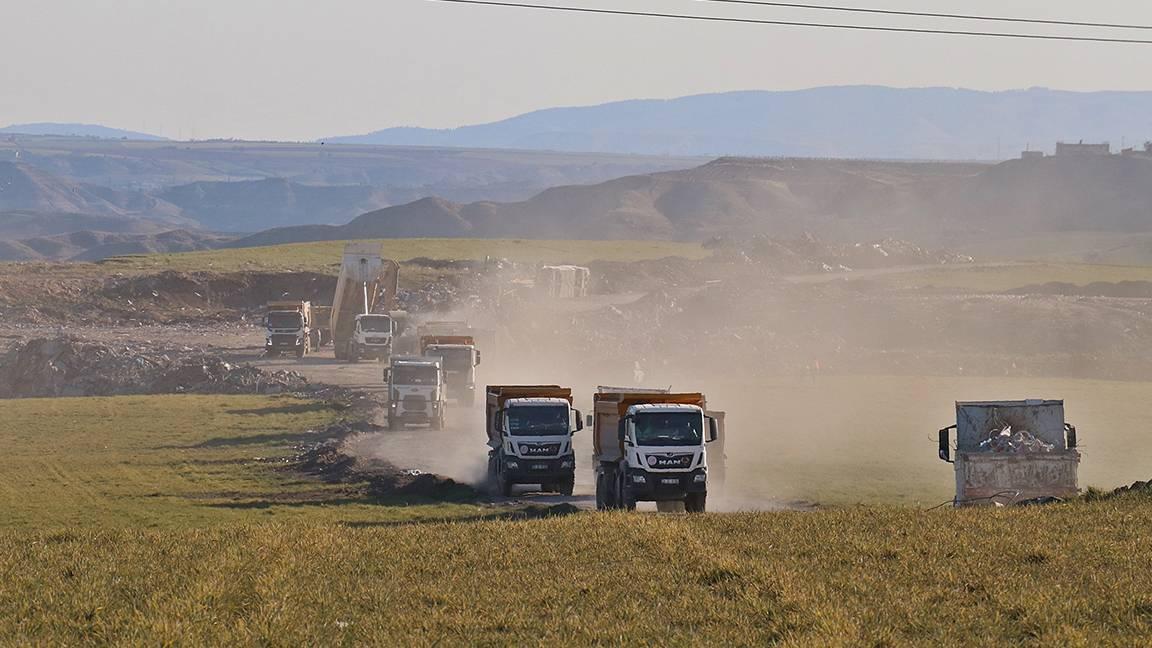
[229, 154, 1152, 248]
[0, 123, 166, 141]
[324, 86, 1152, 159]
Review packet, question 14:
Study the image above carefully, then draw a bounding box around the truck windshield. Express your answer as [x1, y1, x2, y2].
[266, 312, 303, 329]
[392, 365, 438, 385]
[359, 316, 392, 332]
[427, 347, 472, 371]
[507, 406, 569, 436]
[633, 412, 702, 447]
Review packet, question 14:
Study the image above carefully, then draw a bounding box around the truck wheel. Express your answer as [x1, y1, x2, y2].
[348, 344, 359, 363]
[558, 478, 575, 497]
[429, 415, 443, 431]
[623, 489, 637, 511]
[497, 471, 513, 497]
[595, 473, 606, 510]
[387, 412, 399, 430]
[295, 344, 306, 359]
[685, 492, 707, 513]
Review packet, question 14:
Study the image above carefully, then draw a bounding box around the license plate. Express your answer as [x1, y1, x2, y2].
[532, 464, 548, 470]
[661, 478, 679, 485]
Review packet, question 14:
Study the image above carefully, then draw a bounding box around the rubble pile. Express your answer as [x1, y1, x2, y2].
[978, 426, 1055, 453]
[0, 336, 307, 398]
[705, 233, 973, 273]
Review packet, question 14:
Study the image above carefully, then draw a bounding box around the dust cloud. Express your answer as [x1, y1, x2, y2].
[345, 251, 1152, 507]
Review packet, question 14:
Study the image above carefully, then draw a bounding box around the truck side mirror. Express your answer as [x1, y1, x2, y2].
[382, 367, 391, 383]
[495, 410, 504, 433]
[586, 413, 594, 428]
[706, 416, 718, 443]
[475, 350, 481, 367]
[938, 425, 955, 463]
[617, 418, 627, 442]
[261, 316, 269, 327]
[1065, 423, 1077, 450]
[573, 409, 583, 433]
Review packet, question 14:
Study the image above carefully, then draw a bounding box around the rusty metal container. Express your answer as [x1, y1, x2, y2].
[938, 400, 1080, 506]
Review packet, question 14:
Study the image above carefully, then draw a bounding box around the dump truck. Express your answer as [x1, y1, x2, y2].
[938, 399, 1080, 506]
[348, 313, 396, 362]
[384, 356, 446, 429]
[591, 387, 721, 513]
[422, 335, 481, 405]
[263, 300, 315, 358]
[485, 385, 582, 496]
[330, 242, 400, 361]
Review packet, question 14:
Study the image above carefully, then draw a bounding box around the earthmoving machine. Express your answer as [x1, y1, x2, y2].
[330, 242, 400, 361]
[384, 356, 446, 429]
[263, 300, 316, 358]
[591, 387, 722, 513]
[422, 335, 481, 405]
[937, 400, 1080, 506]
[485, 385, 582, 496]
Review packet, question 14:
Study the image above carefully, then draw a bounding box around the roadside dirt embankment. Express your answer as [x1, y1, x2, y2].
[0, 336, 307, 398]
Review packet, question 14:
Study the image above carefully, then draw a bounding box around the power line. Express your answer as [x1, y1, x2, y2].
[427, 0, 1152, 44]
[694, 0, 1152, 31]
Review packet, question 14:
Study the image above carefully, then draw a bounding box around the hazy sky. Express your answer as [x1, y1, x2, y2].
[4, 0, 1152, 140]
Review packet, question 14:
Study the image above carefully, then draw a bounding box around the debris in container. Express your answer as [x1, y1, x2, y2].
[978, 425, 1055, 453]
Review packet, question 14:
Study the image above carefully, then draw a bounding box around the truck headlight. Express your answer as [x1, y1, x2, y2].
[506, 460, 519, 470]
[632, 474, 647, 484]
[560, 460, 573, 469]
[693, 474, 707, 483]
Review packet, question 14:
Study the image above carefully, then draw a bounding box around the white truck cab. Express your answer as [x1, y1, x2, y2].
[486, 386, 581, 496]
[385, 356, 446, 429]
[350, 313, 394, 362]
[592, 389, 720, 513]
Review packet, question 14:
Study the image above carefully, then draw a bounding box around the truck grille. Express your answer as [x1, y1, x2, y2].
[402, 395, 427, 411]
[366, 337, 390, 344]
[647, 454, 694, 469]
[271, 334, 298, 345]
[520, 443, 561, 457]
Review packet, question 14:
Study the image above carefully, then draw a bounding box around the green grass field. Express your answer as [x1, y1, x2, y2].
[99, 239, 712, 274]
[5, 391, 1152, 642]
[717, 374, 1152, 507]
[842, 261, 1152, 293]
[5, 503, 1152, 644]
[0, 395, 482, 528]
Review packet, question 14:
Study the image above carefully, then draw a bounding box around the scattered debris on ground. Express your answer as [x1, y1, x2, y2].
[294, 422, 480, 503]
[0, 336, 307, 398]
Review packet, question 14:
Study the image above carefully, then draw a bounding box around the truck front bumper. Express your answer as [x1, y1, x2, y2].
[266, 335, 303, 350]
[504, 456, 575, 483]
[625, 468, 707, 501]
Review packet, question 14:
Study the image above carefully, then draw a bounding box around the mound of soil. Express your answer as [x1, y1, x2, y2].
[0, 336, 307, 398]
[296, 429, 479, 503]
